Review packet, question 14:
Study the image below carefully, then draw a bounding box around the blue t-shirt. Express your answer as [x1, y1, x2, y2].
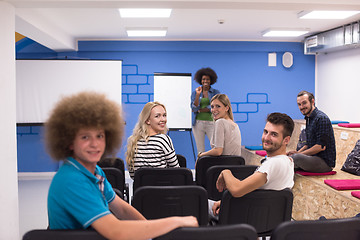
[48, 157, 116, 229]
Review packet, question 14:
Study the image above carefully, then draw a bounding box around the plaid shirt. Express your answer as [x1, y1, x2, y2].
[305, 107, 336, 168]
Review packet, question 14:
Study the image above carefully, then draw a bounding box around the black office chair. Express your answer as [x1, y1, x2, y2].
[98, 157, 129, 202]
[206, 165, 258, 200]
[132, 185, 208, 226]
[23, 229, 107, 240]
[101, 167, 128, 202]
[271, 217, 360, 240]
[195, 155, 245, 188]
[218, 188, 293, 239]
[155, 224, 258, 240]
[98, 157, 125, 171]
[176, 154, 187, 168]
[133, 167, 194, 193]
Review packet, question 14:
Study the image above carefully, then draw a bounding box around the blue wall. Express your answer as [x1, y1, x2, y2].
[16, 40, 315, 171]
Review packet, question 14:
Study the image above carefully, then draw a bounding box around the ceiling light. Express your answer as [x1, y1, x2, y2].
[298, 11, 360, 19]
[126, 28, 167, 37]
[262, 29, 309, 37]
[119, 8, 172, 18]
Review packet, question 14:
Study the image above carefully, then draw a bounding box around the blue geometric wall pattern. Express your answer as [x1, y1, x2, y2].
[17, 126, 39, 136]
[122, 64, 270, 124]
[122, 64, 154, 104]
[232, 93, 270, 123]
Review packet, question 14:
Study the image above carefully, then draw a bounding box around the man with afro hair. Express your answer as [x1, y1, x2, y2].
[46, 91, 198, 240]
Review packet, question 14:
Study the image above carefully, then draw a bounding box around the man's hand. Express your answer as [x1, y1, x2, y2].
[286, 150, 297, 156]
[212, 201, 221, 216]
[176, 216, 199, 227]
[216, 170, 230, 192]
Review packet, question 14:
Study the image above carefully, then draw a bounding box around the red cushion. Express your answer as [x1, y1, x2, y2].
[351, 191, 360, 199]
[338, 123, 360, 128]
[296, 170, 336, 176]
[255, 150, 267, 157]
[324, 179, 360, 190]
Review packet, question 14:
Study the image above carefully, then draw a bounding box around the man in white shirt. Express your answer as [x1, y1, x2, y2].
[212, 112, 295, 216]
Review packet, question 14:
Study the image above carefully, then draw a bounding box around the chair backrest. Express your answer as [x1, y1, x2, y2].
[98, 157, 127, 198]
[218, 188, 293, 236]
[133, 167, 194, 192]
[101, 167, 128, 202]
[271, 217, 360, 240]
[155, 224, 258, 240]
[176, 154, 187, 168]
[195, 155, 245, 187]
[101, 167, 125, 193]
[112, 188, 124, 199]
[132, 185, 208, 226]
[98, 157, 125, 174]
[23, 229, 107, 240]
[206, 165, 258, 201]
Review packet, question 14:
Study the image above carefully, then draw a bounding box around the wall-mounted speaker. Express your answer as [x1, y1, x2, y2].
[282, 52, 293, 68]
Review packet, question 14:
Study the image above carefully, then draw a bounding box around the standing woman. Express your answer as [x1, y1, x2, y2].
[198, 94, 241, 158]
[126, 102, 179, 178]
[191, 67, 220, 155]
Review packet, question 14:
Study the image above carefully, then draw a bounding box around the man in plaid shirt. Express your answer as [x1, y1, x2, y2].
[287, 91, 336, 172]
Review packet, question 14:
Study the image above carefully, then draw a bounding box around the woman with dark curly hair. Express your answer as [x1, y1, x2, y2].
[46, 91, 197, 240]
[191, 67, 220, 155]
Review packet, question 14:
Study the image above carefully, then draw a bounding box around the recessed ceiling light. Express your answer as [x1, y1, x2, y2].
[298, 11, 360, 19]
[126, 28, 167, 37]
[119, 8, 172, 18]
[262, 29, 309, 37]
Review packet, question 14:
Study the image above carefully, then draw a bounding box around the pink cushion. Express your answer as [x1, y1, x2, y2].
[296, 170, 336, 176]
[338, 123, 360, 128]
[255, 150, 267, 157]
[351, 191, 360, 199]
[324, 179, 360, 190]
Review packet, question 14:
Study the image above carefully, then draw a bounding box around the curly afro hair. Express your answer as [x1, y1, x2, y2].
[45, 91, 124, 161]
[194, 67, 218, 85]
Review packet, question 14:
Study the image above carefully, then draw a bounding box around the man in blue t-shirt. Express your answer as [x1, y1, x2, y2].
[46, 91, 198, 240]
[287, 90, 336, 172]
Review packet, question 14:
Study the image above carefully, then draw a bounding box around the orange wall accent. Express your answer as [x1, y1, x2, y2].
[16, 32, 25, 42]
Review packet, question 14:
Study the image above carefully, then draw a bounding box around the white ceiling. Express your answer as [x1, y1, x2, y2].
[8, 0, 360, 51]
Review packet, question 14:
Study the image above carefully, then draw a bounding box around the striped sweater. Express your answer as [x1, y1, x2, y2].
[129, 134, 179, 178]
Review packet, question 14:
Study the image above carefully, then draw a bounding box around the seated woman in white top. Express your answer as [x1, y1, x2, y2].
[198, 94, 241, 158]
[126, 102, 179, 178]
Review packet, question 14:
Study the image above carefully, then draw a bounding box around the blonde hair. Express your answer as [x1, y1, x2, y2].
[45, 91, 124, 161]
[211, 94, 234, 121]
[126, 102, 167, 170]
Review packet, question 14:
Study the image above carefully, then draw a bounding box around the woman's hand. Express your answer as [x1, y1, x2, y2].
[195, 86, 202, 95]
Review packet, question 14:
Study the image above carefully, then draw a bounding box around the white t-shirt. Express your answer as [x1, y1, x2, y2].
[257, 155, 294, 190]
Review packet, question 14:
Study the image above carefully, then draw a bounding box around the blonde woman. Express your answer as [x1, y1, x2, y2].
[198, 94, 241, 158]
[126, 102, 179, 178]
